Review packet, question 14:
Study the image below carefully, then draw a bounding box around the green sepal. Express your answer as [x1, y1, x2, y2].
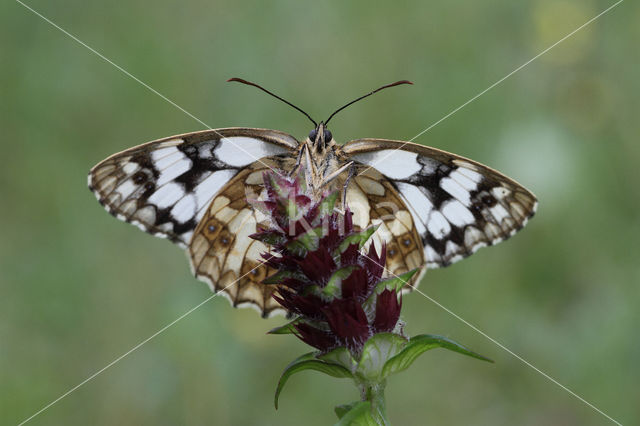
[323, 266, 357, 299]
[266, 173, 285, 197]
[285, 197, 298, 219]
[318, 346, 357, 372]
[318, 191, 340, 217]
[382, 334, 493, 378]
[285, 226, 324, 256]
[373, 269, 419, 295]
[252, 230, 286, 246]
[361, 269, 419, 314]
[247, 200, 274, 218]
[334, 401, 377, 425]
[336, 225, 378, 255]
[267, 318, 303, 335]
[263, 269, 297, 285]
[275, 352, 353, 409]
[355, 333, 408, 382]
[296, 173, 308, 192]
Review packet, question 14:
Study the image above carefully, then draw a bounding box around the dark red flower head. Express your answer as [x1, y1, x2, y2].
[251, 171, 408, 354]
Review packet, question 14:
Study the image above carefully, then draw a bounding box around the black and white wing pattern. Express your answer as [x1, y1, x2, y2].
[88, 128, 299, 247]
[342, 139, 537, 268]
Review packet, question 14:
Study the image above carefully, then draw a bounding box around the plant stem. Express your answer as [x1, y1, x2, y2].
[360, 380, 389, 425]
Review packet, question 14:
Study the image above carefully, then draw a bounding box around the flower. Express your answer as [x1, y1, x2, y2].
[250, 172, 407, 355]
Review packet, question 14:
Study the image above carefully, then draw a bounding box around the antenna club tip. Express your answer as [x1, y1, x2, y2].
[227, 77, 243, 83]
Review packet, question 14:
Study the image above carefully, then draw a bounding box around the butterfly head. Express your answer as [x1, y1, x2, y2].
[308, 122, 333, 150]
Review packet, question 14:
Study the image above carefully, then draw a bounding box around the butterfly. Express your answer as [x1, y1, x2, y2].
[89, 79, 537, 317]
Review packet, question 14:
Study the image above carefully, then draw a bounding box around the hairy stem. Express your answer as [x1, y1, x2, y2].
[360, 380, 389, 425]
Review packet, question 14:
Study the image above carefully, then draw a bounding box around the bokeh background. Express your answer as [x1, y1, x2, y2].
[2, 0, 638, 424]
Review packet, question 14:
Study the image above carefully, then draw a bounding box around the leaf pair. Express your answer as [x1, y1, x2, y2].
[274, 333, 492, 410]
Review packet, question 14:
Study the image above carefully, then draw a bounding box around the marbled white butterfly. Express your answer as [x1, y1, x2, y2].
[89, 79, 537, 317]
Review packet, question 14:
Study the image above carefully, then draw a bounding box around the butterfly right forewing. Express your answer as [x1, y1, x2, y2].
[342, 139, 537, 269]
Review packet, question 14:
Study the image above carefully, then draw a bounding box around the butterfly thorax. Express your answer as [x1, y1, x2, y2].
[293, 123, 352, 195]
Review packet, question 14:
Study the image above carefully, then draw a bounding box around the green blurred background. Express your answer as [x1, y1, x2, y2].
[1, 0, 638, 424]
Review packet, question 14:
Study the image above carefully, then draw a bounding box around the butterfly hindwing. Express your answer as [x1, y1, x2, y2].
[188, 159, 297, 318]
[342, 139, 537, 268]
[88, 128, 298, 246]
[344, 168, 425, 287]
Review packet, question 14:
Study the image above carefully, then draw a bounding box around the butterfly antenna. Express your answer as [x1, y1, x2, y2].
[227, 78, 317, 127]
[324, 80, 413, 126]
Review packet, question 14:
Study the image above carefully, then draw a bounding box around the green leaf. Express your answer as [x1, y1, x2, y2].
[267, 318, 302, 335]
[382, 334, 493, 378]
[372, 269, 419, 295]
[318, 346, 357, 372]
[335, 401, 378, 425]
[275, 352, 353, 409]
[336, 225, 378, 254]
[355, 333, 408, 381]
[323, 266, 357, 298]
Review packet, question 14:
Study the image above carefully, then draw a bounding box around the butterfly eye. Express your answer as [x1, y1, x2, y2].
[323, 129, 332, 141]
[308, 129, 318, 141]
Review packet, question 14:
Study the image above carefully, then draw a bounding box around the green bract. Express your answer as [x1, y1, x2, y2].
[267, 318, 303, 335]
[335, 401, 378, 425]
[371, 269, 418, 295]
[319, 191, 340, 217]
[336, 225, 378, 255]
[285, 226, 324, 255]
[355, 333, 407, 382]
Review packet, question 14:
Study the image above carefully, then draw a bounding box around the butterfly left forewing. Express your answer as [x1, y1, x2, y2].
[89, 128, 299, 316]
[342, 138, 537, 269]
[88, 128, 298, 246]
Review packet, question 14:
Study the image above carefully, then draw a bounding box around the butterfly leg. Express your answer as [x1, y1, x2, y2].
[341, 162, 357, 207]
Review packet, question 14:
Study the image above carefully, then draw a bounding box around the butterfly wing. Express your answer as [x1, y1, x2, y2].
[342, 138, 537, 269]
[88, 128, 298, 246]
[188, 158, 297, 318]
[343, 167, 426, 283]
[89, 128, 298, 317]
